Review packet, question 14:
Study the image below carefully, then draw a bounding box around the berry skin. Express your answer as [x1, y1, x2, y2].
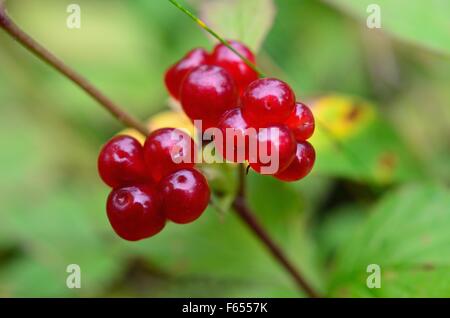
[158, 168, 210, 224]
[275, 141, 315, 182]
[98, 135, 149, 188]
[242, 78, 296, 127]
[211, 40, 258, 95]
[216, 108, 251, 162]
[249, 125, 296, 175]
[106, 185, 165, 241]
[285, 102, 315, 141]
[180, 65, 238, 130]
[165, 48, 210, 100]
[144, 128, 196, 182]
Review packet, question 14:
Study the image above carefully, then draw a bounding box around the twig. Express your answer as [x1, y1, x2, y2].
[233, 164, 319, 298]
[167, 0, 266, 77]
[0, 6, 149, 136]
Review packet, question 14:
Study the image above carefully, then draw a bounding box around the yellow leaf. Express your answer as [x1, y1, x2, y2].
[116, 128, 146, 145]
[116, 110, 196, 145]
[312, 95, 376, 140]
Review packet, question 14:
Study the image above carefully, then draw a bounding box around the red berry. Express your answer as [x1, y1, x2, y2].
[180, 65, 238, 130]
[158, 168, 210, 224]
[164, 48, 210, 100]
[216, 108, 252, 162]
[275, 141, 315, 182]
[98, 135, 149, 188]
[106, 185, 165, 241]
[143, 128, 196, 181]
[211, 40, 258, 95]
[285, 102, 315, 141]
[242, 78, 296, 127]
[248, 125, 296, 175]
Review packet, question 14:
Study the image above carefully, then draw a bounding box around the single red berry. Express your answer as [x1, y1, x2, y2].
[143, 128, 196, 182]
[285, 102, 315, 141]
[242, 78, 296, 127]
[275, 141, 315, 182]
[216, 108, 253, 162]
[164, 48, 210, 100]
[180, 65, 238, 130]
[158, 168, 210, 224]
[248, 125, 296, 175]
[98, 135, 149, 188]
[106, 185, 165, 241]
[211, 40, 258, 95]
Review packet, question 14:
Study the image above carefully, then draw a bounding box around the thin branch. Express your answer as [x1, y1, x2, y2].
[168, 0, 266, 77]
[233, 165, 320, 298]
[237, 163, 247, 197]
[0, 6, 149, 136]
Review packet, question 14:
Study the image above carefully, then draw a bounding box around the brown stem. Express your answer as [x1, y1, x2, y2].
[0, 3, 320, 298]
[0, 5, 149, 136]
[233, 165, 319, 298]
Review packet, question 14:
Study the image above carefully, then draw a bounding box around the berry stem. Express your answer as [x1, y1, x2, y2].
[0, 4, 149, 136]
[0, 1, 320, 298]
[167, 0, 266, 78]
[233, 164, 320, 298]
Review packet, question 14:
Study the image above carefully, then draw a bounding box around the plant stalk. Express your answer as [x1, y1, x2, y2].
[0, 5, 149, 136]
[167, 0, 266, 77]
[233, 164, 319, 298]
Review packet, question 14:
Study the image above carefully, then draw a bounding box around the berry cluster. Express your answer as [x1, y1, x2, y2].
[98, 40, 316, 241]
[166, 40, 316, 180]
[98, 129, 210, 241]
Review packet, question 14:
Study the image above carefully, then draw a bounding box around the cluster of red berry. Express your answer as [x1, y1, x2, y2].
[166, 40, 316, 180]
[98, 129, 209, 241]
[98, 40, 315, 241]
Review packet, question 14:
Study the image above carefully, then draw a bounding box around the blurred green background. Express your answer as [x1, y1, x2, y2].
[0, 0, 449, 297]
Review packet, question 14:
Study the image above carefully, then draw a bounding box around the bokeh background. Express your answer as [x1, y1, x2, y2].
[0, 0, 449, 297]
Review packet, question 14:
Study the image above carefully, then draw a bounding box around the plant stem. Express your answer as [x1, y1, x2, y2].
[0, 5, 149, 136]
[167, 0, 266, 77]
[0, 3, 320, 298]
[233, 164, 319, 298]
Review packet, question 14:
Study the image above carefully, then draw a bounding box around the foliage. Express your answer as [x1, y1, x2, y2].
[0, 0, 449, 297]
[329, 184, 450, 297]
[326, 0, 450, 55]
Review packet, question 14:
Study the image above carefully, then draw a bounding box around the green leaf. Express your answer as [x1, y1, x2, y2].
[329, 183, 450, 297]
[263, 0, 371, 97]
[310, 95, 425, 184]
[0, 186, 124, 297]
[317, 204, 367, 261]
[199, 0, 276, 52]
[326, 0, 450, 55]
[0, 258, 69, 297]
